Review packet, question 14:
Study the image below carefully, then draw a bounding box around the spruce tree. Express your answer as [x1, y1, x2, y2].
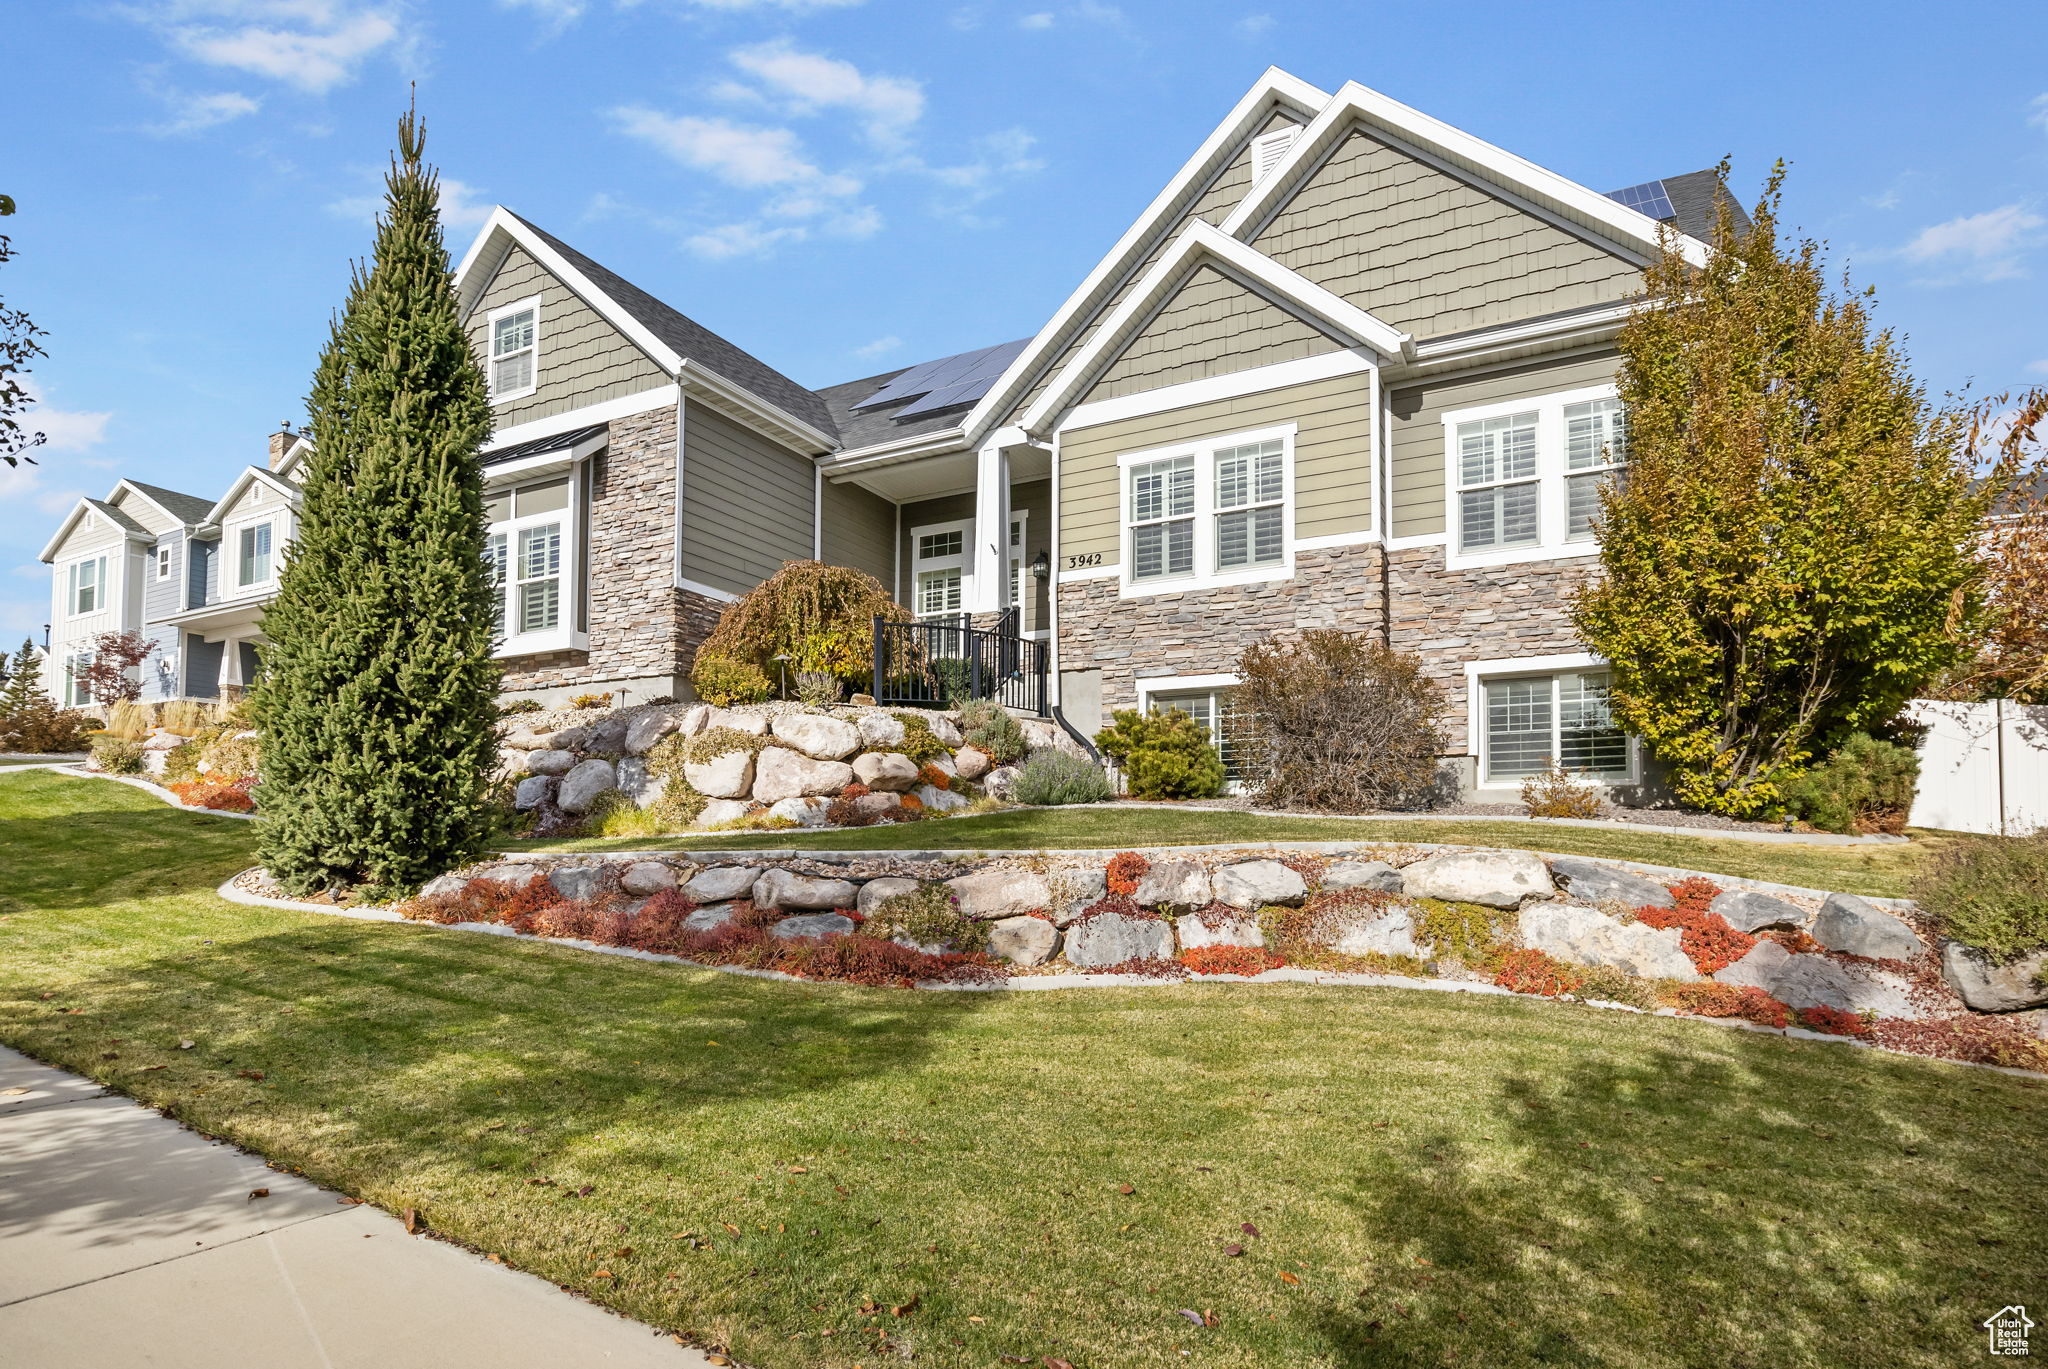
[0, 638, 41, 716]
[254, 109, 499, 895]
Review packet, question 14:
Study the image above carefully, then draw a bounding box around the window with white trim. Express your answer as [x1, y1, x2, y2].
[155, 545, 173, 580]
[1482, 668, 1629, 784]
[63, 650, 93, 707]
[1151, 687, 1240, 779]
[236, 521, 274, 588]
[1443, 386, 1628, 566]
[488, 299, 539, 402]
[66, 555, 107, 615]
[911, 518, 969, 620]
[1121, 426, 1294, 594]
[485, 475, 571, 641]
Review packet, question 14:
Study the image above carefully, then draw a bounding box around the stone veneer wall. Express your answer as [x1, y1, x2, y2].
[1054, 542, 1594, 752]
[500, 406, 710, 699]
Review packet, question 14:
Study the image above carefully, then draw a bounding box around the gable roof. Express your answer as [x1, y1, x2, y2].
[117, 479, 214, 526]
[39, 496, 153, 563]
[1650, 169, 1753, 243]
[202, 465, 301, 528]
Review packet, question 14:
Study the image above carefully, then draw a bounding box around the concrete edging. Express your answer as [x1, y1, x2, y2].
[42, 765, 261, 821]
[1105, 800, 1906, 847]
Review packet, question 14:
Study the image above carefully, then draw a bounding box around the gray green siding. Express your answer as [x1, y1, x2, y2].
[1252, 129, 1642, 340]
[819, 477, 896, 587]
[1084, 265, 1340, 404]
[897, 480, 1053, 631]
[1387, 350, 1620, 538]
[680, 399, 817, 596]
[467, 242, 670, 429]
[1059, 371, 1374, 565]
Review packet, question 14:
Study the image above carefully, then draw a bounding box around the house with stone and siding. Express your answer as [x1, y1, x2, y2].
[40, 69, 1749, 802]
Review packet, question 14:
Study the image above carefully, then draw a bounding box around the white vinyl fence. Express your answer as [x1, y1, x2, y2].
[1906, 698, 2048, 836]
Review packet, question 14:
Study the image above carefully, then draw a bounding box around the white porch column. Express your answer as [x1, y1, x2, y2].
[218, 636, 246, 691]
[968, 441, 1011, 615]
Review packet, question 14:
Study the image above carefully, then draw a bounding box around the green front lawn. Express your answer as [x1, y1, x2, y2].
[513, 805, 1938, 898]
[1, 769, 2039, 1368]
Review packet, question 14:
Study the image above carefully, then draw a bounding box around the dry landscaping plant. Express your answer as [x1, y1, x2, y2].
[1521, 761, 1604, 819]
[1008, 748, 1113, 805]
[1910, 830, 2048, 961]
[1228, 629, 1445, 812]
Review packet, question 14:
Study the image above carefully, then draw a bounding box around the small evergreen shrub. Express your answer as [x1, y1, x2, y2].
[1780, 732, 1920, 833]
[695, 560, 908, 694]
[1094, 707, 1225, 800]
[1009, 749, 1113, 805]
[795, 671, 843, 707]
[89, 735, 146, 775]
[1912, 831, 2048, 961]
[1521, 761, 1603, 819]
[959, 698, 1027, 763]
[691, 655, 772, 707]
[865, 883, 990, 954]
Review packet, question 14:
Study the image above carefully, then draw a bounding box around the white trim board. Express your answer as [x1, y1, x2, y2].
[1061, 348, 1375, 433]
[483, 385, 680, 452]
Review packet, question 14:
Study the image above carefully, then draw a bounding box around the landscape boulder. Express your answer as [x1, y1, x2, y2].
[915, 784, 969, 814]
[472, 862, 546, 889]
[946, 867, 1051, 920]
[526, 749, 576, 777]
[1048, 867, 1109, 923]
[856, 712, 906, 749]
[771, 713, 861, 761]
[619, 861, 677, 896]
[928, 715, 963, 746]
[419, 873, 469, 901]
[753, 868, 859, 911]
[772, 912, 857, 939]
[1548, 857, 1674, 910]
[1400, 850, 1552, 908]
[1064, 911, 1174, 968]
[1132, 861, 1211, 915]
[701, 708, 769, 736]
[547, 864, 608, 902]
[981, 765, 1021, 800]
[1811, 893, 1922, 960]
[1519, 903, 1698, 981]
[1331, 907, 1425, 960]
[953, 747, 993, 781]
[682, 903, 737, 934]
[1321, 860, 1403, 894]
[988, 915, 1059, 966]
[1175, 910, 1265, 950]
[624, 711, 682, 756]
[753, 748, 854, 803]
[856, 877, 921, 917]
[683, 748, 754, 799]
[853, 752, 919, 792]
[555, 759, 617, 815]
[683, 865, 760, 904]
[1210, 860, 1307, 909]
[855, 793, 902, 820]
[767, 796, 833, 828]
[693, 799, 749, 829]
[513, 775, 555, 811]
[1941, 943, 2048, 1013]
[1710, 889, 1810, 934]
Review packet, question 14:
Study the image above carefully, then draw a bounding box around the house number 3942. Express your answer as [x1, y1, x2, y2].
[1065, 553, 1104, 569]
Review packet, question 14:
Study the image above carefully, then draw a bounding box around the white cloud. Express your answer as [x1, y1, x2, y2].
[2027, 358, 2048, 376]
[146, 2, 407, 94]
[497, 0, 587, 29]
[2030, 93, 2048, 136]
[7, 382, 112, 464]
[1897, 203, 2047, 283]
[146, 88, 262, 136]
[854, 335, 901, 359]
[1236, 12, 1274, 36]
[612, 109, 854, 191]
[1016, 2, 1121, 26]
[1019, 11, 1053, 27]
[923, 128, 1046, 193]
[722, 42, 923, 148]
[664, 0, 864, 9]
[325, 175, 498, 230]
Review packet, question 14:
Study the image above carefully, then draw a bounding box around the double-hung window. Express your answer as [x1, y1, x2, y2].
[155, 545, 173, 580]
[1480, 667, 1630, 784]
[237, 522, 273, 588]
[1121, 425, 1294, 595]
[64, 651, 93, 707]
[1443, 386, 1628, 567]
[66, 555, 107, 616]
[485, 474, 572, 646]
[487, 298, 540, 403]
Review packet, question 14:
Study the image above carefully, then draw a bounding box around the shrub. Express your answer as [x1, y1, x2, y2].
[1493, 948, 1585, 997]
[89, 735, 146, 775]
[159, 698, 227, 735]
[1797, 1005, 1871, 1037]
[76, 630, 156, 705]
[1912, 831, 2048, 960]
[1010, 749, 1113, 806]
[695, 560, 908, 694]
[1228, 629, 1446, 812]
[1659, 981, 1791, 1028]
[1181, 944, 1282, 975]
[1095, 708, 1225, 801]
[824, 795, 878, 827]
[500, 697, 543, 715]
[916, 762, 952, 791]
[691, 655, 772, 707]
[959, 699, 1027, 764]
[890, 713, 950, 763]
[865, 883, 990, 954]
[1521, 761, 1603, 820]
[568, 692, 611, 711]
[0, 697, 93, 753]
[1413, 898, 1514, 971]
[1780, 732, 1920, 833]
[1105, 851, 1149, 896]
[795, 671, 843, 707]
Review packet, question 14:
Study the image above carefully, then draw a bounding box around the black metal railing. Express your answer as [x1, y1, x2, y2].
[872, 611, 1048, 716]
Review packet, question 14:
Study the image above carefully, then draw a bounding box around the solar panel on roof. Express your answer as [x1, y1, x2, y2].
[891, 376, 1003, 419]
[854, 338, 1029, 411]
[1606, 179, 1676, 222]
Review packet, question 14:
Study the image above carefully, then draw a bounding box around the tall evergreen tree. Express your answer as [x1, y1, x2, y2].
[254, 109, 499, 895]
[0, 638, 42, 716]
[1575, 166, 1992, 818]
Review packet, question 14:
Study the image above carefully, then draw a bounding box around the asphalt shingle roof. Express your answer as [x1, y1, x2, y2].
[814, 367, 978, 452]
[123, 479, 215, 525]
[1648, 168, 1752, 243]
[509, 213, 837, 442]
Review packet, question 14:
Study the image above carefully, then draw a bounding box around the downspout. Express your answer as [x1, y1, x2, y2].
[813, 463, 824, 560]
[673, 373, 689, 677]
[1376, 359, 1392, 647]
[1043, 423, 1097, 756]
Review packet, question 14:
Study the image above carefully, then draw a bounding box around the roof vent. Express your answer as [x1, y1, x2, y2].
[1251, 126, 1300, 185]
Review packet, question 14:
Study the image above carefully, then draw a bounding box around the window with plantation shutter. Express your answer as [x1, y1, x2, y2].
[487, 298, 540, 402]
[1442, 386, 1630, 569]
[484, 471, 578, 651]
[1481, 668, 1631, 783]
[1118, 425, 1295, 596]
[1563, 397, 1628, 542]
[1128, 455, 1195, 582]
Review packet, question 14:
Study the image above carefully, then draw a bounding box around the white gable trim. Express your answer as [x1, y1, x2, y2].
[39, 499, 151, 563]
[202, 466, 301, 529]
[1020, 221, 1406, 434]
[109, 480, 200, 531]
[1221, 81, 1709, 270]
[958, 67, 1331, 448]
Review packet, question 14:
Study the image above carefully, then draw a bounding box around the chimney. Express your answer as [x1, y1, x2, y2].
[268, 421, 295, 470]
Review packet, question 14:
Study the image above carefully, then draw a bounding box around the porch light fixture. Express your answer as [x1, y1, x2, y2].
[1029, 550, 1050, 581]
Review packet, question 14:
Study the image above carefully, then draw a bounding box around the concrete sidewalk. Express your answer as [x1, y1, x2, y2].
[0, 1047, 708, 1368]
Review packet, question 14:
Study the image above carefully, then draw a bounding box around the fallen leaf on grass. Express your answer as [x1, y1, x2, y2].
[967, 1315, 984, 1323]
[1223, 1243, 1244, 1257]
[592, 1269, 613, 1279]
[1278, 1271, 1301, 1285]
[788, 1165, 808, 1173]
[891, 1293, 920, 1317]
[576, 1185, 594, 1198]
[1241, 1222, 1259, 1237]
[1045, 1358, 1076, 1369]
[236, 1070, 265, 1081]
[1117, 1183, 1134, 1195]
[722, 1223, 741, 1235]
[138, 1065, 167, 1073]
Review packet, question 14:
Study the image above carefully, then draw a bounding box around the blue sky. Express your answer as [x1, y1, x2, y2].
[7, 0, 2048, 647]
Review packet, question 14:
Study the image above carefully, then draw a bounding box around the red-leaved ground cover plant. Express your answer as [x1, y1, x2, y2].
[1104, 851, 1149, 896]
[1179, 944, 1283, 976]
[1493, 948, 1586, 997]
[1795, 1005, 1871, 1037]
[399, 883, 1004, 987]
[1636, 877, 1757, 974]
[167, 776, 258, 813]
[1657, 981, 1792, 1029]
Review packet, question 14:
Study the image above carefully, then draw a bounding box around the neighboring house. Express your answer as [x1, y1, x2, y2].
[44, 69, 1750, 800]
[38, 430, 306, 704]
